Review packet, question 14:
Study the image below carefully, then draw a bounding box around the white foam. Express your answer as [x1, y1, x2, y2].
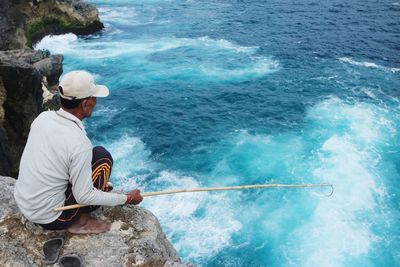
[142, 171, 241, 261]
[99, 7, 138, 25]
[99, 6, 160, 26]
[351, 87, 376, 99]
[34, 34, 265, 59]
[34, 36, 186, 58]
[122, 36, 260, 58]
[293, 136, 378, 266]
[339, 57, 400, 73]
[196, 36, 257, 53]
[34, 33, 78, 54]
[200, 57, 279, 80]
[103, 134, 241, 262]
[92, 106, 124, 121]
[280, 97, 395, 266]
[209, 106, 394, 265]
[34, 34, 278, 81]
[106, 135, 153, 189]
[310, 97, 397, 142]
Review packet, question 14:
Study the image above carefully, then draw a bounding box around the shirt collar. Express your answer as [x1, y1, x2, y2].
[56, 108, 87, 134]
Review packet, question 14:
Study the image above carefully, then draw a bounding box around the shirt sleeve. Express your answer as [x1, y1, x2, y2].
[69, 148, 127, 206]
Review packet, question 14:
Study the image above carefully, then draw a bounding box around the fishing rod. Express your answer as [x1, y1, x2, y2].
[54, 183, 334, 212]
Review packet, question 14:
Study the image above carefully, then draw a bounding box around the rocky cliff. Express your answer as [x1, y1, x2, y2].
[0, 0, 103, 176]
[0, 176, 190, 267]
[0, 0, 103, 50]
[0, 49, 62, 176]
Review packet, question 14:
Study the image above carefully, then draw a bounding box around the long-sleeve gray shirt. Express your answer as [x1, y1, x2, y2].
[14, 109, 127, 224]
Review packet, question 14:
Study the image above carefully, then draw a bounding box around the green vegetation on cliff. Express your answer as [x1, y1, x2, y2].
[25, 18, 84, 47]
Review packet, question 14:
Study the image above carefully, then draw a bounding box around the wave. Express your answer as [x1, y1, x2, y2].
[338, 57, 400, 73]
[98, 7, 138, 25]
[97, 133, 242, 263]
[34, 33, 78, 55]
[282, 97, 397, 266]
[34, 34, 279, 83]
[104, 135, 154, 189]
[143, 171, 241, 261]
[35, 34, 260, 59]
[98, 6, 167, 26]
[91, 95, 400, 266]
[196, 97, 399, 266]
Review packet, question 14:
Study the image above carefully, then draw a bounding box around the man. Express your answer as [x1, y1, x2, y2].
[14, 70, 143, 234]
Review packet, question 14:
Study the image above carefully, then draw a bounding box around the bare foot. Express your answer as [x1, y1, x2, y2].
[67, 213, 111, 234]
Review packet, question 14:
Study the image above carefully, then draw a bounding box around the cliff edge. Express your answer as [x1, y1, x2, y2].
[0, 176, 190, 267]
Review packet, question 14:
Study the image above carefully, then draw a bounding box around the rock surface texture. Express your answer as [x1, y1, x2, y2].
[0, 0, 103, 50]
[0, 176, 191, 267]
[0, 49, 63, 176]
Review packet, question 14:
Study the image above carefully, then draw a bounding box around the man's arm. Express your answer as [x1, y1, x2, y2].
[69, 148, 127, 206]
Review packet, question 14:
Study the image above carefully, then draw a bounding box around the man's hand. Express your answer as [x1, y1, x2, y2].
[126, 189, 143, 205]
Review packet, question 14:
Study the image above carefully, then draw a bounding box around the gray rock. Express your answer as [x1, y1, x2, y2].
[0, 0, 25, 50]
[0, 128, 12, 177]
[0, 49, 64, 176]
[0, 176, 193, 267]
[33, 55, 64, 86]
[0, 53, 43, 177]
[0, 0, 104, 50]
[0, 176, 19, 218]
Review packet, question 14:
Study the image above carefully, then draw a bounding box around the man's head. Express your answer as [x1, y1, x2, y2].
[59, 70, 109, 118]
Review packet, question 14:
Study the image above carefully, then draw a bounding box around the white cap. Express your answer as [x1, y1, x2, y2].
[59, 70, 109, 100]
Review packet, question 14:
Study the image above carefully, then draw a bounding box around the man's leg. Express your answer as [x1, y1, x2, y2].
[80, 146, 114, 213]
[91, 146, 114, 191]
[42, 146, 114, 233]
[67, 146, 114, 234]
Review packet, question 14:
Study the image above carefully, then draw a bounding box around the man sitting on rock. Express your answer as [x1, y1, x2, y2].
[14, 70, 143, 234]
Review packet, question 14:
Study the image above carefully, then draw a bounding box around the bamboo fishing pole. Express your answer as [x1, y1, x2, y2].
[54, 183, 334, 212]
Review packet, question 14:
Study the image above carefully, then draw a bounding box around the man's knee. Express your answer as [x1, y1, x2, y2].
[91, 146, 113, 190]
[92, 146, 113, 166]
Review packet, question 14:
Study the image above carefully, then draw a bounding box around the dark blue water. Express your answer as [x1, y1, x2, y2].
[36, 0, 400, 266]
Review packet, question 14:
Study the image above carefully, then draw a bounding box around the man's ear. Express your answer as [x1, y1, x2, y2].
[79, 99, 87, 109]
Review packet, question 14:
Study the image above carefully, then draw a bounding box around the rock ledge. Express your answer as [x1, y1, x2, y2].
[0, 176, 192, 267]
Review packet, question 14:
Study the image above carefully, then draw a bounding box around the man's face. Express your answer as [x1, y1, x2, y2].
[82, 97, 97, 118]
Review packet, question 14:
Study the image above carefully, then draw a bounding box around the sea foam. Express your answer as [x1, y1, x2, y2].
[338, 57, 400, 73]
[197, 97, 398, 266]
[279, 98, 395, 266]
[143, 171, 242, 260]
[34, 33, 78, 55]
[34, 34, 279, 83]
[105, 134, 154, 189]
[99, 134, 242, 263]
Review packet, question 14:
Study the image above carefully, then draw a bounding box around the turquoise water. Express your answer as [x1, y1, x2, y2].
[35, 0, 400, 266]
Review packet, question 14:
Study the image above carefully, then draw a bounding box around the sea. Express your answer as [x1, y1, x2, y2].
[35, 0, 400, 266]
